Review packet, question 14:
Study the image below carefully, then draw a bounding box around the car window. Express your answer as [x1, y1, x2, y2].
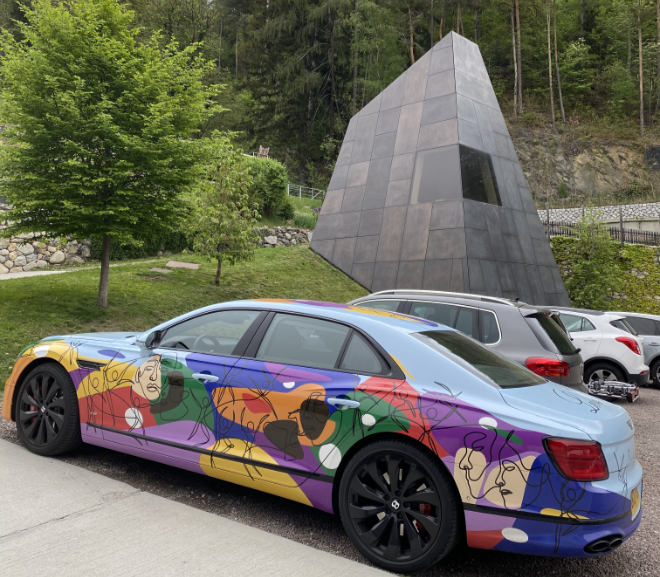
[624, 316, 655, 335]
[526, 312, 579, 355]
[455, 307, 476, 337]
[339, 332, 387, 374]
[478, 310, 500, 344]
[560, 313, 587, 332]
[415, 331, 545, 388]
[256, 313, 350, 369]
[160, 309, 261, 355]
[409, 302, 456, 327]
[611, 318, 637, 335]
[357, 300, 401, 312]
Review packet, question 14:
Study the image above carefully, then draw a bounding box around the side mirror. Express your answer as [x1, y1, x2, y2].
[144, 330, 163, 349]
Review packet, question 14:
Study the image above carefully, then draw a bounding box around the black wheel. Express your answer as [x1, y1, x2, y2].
[337, 440, 461, 573]
[584, 362, 625, 384]
[15, 363, 82, 456]
[650, 359, 660, 388]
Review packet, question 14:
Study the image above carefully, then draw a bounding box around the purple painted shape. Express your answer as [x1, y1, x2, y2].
[137, 420, 216, 448]
[70, 368, 93, 390]
[464, 509, 515, 532]
[292, 475, 334, 513]
[264, 362, 333, 383]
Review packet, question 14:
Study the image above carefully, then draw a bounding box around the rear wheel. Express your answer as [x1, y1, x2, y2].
[650, 359, 660, 388]
[584, 362, 625, 384]
[337, 440, 460, 573]
[15, 364, 81, 456]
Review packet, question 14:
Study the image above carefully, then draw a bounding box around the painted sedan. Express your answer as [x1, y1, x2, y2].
[2, 300, 642, 572]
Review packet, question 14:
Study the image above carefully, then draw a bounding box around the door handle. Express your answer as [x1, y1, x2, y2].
[327, 397, 360, 409]
[192, 373, 220, 383]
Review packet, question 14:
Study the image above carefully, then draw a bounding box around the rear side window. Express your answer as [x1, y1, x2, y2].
[526, 312, 579, 355]
[479, 310, 500, 344]
[415, 331, 545, 388]
[357, 300, 401, 312]
[624, 317, 657, 335]
[611, 319, 636, 335]
[339, 332, 387, 375]
[256, 314, 350, 369]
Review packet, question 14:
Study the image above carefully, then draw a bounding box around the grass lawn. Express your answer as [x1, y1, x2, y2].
[0, 245, 366, 388]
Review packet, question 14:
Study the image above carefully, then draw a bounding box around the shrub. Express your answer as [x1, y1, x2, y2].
[244, 156, 289, 218]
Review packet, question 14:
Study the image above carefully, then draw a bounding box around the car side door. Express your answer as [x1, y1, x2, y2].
[559, 313, 600, 359]
[99, 308, 266, 461]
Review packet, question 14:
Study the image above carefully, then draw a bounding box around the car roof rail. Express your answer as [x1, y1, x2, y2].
[364, 289, 524, 307]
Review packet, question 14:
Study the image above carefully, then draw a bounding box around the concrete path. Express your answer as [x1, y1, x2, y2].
[0, 439, 390, 577]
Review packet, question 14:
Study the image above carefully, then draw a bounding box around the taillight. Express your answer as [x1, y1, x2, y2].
[544, 438, 608, 481]
[616, 336, 641, 355]
[525, 357, 570, 377]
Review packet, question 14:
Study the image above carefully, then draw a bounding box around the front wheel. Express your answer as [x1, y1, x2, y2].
[650, 359, 660, 388]
[337, 440, 461, 573]
[15, 363, 82, 456]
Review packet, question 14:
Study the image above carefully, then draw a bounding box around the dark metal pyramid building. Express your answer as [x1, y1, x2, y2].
[310, 32, 570, 305]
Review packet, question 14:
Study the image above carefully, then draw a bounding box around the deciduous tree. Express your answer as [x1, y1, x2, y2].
[0, 0, 217, 307]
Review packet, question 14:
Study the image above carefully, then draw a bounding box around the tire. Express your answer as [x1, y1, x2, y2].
[337, 439, 461, 573]
[650, 359, 660, 388]
[583, 361, 625, 384]
[15, 363, 82, 456]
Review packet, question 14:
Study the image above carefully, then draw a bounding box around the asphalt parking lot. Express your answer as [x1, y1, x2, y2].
[0, 388, 658, 576]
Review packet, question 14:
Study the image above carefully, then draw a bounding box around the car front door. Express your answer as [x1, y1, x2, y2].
[99, 309, 265, 461]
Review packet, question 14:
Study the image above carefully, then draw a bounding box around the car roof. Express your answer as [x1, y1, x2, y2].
[350, 289, 551, 313]
[607, 310, 660, 321]
[145, 298, 447, 338]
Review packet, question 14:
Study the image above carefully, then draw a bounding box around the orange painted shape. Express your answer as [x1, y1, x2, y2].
[467, 529, 504, 550]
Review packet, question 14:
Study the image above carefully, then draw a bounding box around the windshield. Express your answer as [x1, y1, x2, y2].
[415, 330, 546, 388]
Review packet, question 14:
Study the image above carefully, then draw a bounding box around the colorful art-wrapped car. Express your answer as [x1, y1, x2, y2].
[2, 300, 642, 572]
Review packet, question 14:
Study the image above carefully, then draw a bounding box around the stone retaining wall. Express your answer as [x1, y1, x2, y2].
[537, 202, 660, 227]
[1, 201, 312, 274]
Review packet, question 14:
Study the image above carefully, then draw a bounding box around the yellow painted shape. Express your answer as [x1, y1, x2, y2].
[200, 439, 312, 506]
[540, 508, 588, 520]
[389, 354, 414, 380]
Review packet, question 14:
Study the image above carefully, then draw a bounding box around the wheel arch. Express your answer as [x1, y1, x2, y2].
[8, 358, 66, 421]
[583, 357, 629, 381]
[331, 431, 464, 522]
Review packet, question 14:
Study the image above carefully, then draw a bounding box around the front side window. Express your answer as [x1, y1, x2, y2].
[559, 314, 595, 332]
[256, 313, 350, 369]
[416, 330, 545, 388]
[159, 309, 261, 355]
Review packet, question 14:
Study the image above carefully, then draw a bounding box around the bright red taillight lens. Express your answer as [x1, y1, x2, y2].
[544, 438, 609, 481]
[525, 357, 571, 377]
[616, 336, 641, 355]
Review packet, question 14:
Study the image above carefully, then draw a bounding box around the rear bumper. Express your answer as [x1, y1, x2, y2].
[628, 372, 649, 387]
[465, 503, 642, 557]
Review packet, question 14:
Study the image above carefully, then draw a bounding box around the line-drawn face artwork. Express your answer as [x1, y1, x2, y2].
[131, 355, 162, 401]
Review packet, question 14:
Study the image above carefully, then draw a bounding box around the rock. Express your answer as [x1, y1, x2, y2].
[0, 239, 8, 249]
[49, 250, 66, 264]
[23, 260, 46, 271]
[264, 235, 278, 245]
[0, 263, 8, 274]
[13, 255, 27, 267]
[81, 245, 91, 258]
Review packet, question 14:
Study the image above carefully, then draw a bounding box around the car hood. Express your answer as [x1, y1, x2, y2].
[44, 332, 140, 346]
[499, 382, 634, 445]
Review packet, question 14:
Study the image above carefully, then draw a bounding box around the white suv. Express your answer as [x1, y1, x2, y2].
[554, 307, 648, 386]
[608, 311, 660, 387]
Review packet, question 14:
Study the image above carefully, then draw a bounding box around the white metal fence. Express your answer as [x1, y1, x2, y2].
[287, 183, 325, 200]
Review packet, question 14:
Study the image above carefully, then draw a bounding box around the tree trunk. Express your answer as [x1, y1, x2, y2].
[215, 255, 222, 286]
[546, 1, 556, 131]
[328, 15, 336, 138]
[440, 0, 445, 39]
[408, 3, 415, 65]
[515, 0, 523, 112]
[429, 0, 434, 47]
[352, 0, 359, 115]
[639, 0, 645, 135]
[511, 3, 518, 116]
[473, 0, 479, 41]
[656, 0, 660, 115]
[456, 1, 463, 35]
[97, 234, 111, 308]
[553, 0, 566, 123]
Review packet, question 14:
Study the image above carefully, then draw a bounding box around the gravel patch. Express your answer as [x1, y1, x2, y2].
[1, 389, 658, 576]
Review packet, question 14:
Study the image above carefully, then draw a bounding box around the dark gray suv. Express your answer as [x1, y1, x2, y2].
[350, 290, 585, 390]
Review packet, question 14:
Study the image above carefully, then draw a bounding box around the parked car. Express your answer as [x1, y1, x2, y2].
[349, 290, 585, 390]
[553, 307, 648, 386]
[3, 300, 642, 572]
[607, 310, 660, 388]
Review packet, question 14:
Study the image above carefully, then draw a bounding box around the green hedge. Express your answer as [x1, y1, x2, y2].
[90, 230, 191, 260]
